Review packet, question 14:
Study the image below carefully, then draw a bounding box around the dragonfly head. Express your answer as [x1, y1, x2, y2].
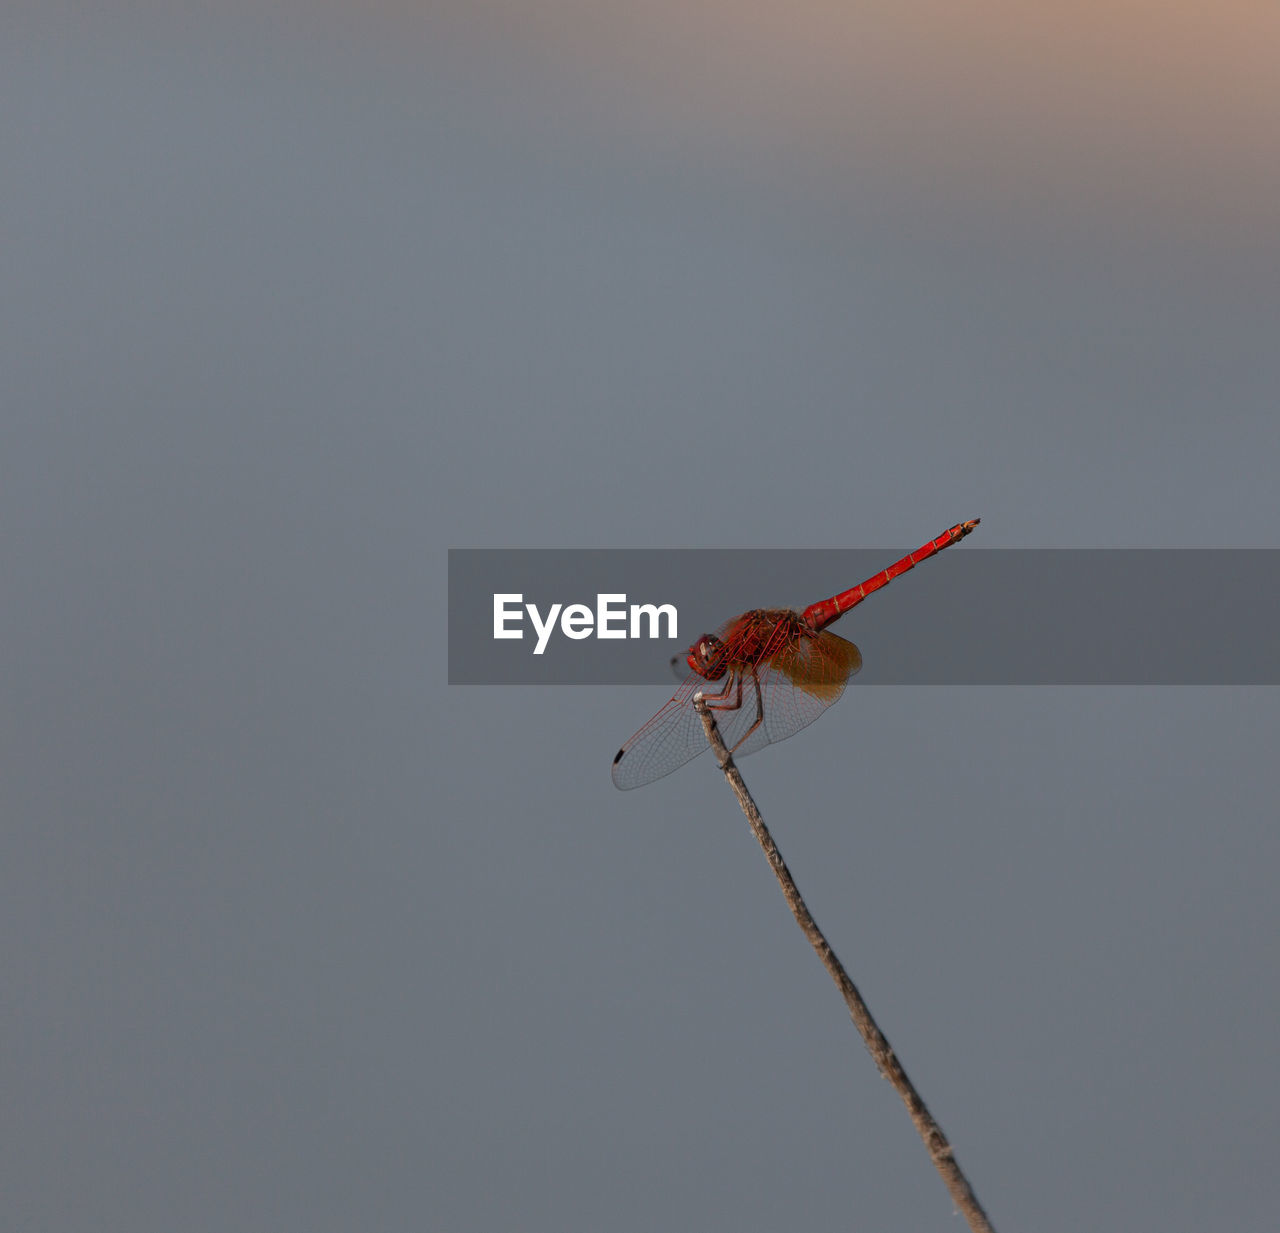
[686, 633, 729, 681]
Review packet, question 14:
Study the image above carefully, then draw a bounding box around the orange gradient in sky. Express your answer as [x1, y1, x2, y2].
[25, 0, 1278, 231]
[349, 1, 1280, 227]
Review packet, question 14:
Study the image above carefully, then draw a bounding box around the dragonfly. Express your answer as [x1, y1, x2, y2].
[611, 519, 980, 789]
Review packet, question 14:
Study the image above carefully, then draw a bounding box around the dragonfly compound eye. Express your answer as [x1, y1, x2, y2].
[686, 635, 728, 681]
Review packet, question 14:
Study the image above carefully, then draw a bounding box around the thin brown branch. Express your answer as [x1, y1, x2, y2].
[693, 696, 996, 1233]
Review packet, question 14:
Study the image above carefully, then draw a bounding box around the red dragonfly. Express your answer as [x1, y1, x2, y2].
[612, 519, 980, 789]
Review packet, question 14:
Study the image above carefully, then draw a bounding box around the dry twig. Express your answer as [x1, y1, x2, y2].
[693, 695, 996, 1233]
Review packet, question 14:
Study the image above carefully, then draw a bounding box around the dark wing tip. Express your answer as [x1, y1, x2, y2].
[612, 748, 625, 766]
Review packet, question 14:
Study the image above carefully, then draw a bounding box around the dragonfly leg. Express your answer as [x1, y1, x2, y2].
[703, 668, 744, 710]
[729, 665, 765, 753]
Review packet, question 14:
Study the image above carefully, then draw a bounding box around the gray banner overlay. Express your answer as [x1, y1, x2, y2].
[449, 550, 1280, 685]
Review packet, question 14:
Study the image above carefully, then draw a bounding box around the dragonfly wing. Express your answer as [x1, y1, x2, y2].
[771, 630, 862, 701]
[613, 630, 862, 789]
[611, 682, 715, 790]
[739, 630, 862, 752]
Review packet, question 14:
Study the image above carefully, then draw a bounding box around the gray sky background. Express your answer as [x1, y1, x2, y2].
[3, 4, 1278, 1230]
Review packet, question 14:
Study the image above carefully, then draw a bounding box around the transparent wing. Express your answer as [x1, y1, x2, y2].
[729, 629, 861, 756]
[611, 626, 862, 790]
[611, 677, 718, 790]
